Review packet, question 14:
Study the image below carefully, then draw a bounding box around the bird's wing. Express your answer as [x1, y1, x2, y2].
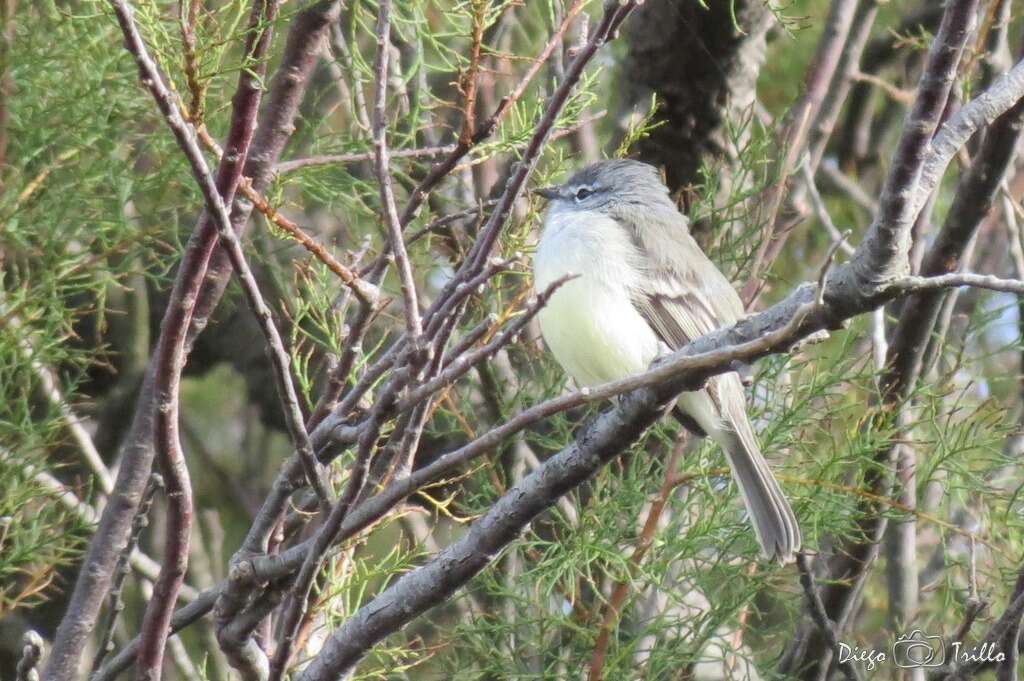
[625, 209, 752, 435]
[623, 210, 745, 351]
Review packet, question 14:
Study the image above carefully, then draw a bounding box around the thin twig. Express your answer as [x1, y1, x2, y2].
[950, 534, 988, 645]
[195, 126, 380, 305]
[802, 157, 855, 256]
[742, 0, 861, 305]
[795, 552, 862, 681]
[329, 22, 371, 131]
[269, 376, 403, 681]
[276, 144, 454, 173]
[3, 309, 113, 494]
[818, 157, 879, 214]
[372, 0, 422, 342]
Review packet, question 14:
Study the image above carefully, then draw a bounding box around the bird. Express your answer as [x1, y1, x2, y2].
[531, 158, 800, 563]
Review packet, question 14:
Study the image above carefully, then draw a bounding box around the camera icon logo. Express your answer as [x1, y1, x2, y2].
[892, 630, 945, 668]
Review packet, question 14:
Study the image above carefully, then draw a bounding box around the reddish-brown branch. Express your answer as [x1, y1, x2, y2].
[392, 0, 586, 231]
[108, 1, 281, 677]
[194, 126, 381, 305]
[42, 0, 279, 677]
[457, 0, 486, 146]
[588, 435, 688, 681]
[136, 409, 192, 680]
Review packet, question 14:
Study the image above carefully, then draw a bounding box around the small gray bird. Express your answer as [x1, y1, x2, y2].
[532, 159, 800, 563]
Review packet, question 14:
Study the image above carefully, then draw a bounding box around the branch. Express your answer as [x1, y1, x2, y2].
[784, 14, 1024, 675]
[841, 0, 977, 292]
[588, 435, 689, 681]
[889, 272, 1024, 296]
[16, 631, 43, 681]
[43, 1, 282, 676]
[194, 126, 380, 306]
[276, 144, 455, 173]
[795, 553, 862, 681]
[103, 1, 338, 676]
[921, 58, 1024, 210]
[371, 0, 422, 342]
[91, 473, 163, 676]
[742, 0, 860, 303]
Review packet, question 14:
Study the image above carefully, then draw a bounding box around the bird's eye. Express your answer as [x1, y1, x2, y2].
[574, 187, 594, 201]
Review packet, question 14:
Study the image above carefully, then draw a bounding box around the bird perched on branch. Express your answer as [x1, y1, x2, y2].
[532, 159, 800, 563]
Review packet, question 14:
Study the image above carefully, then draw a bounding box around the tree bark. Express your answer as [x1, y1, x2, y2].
[618, 0, 774, 194]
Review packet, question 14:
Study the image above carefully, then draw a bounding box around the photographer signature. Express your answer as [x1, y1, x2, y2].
[836, 630, 1005, 670]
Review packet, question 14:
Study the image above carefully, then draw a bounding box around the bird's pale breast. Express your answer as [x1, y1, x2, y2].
[533, 211, 661, 387]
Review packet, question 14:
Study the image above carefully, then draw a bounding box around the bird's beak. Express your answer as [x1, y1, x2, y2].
[532, 186, 560, 201]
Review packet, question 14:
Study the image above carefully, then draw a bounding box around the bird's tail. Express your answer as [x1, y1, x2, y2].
[677, 375, 801, 563]
[717, 424, 801, 563]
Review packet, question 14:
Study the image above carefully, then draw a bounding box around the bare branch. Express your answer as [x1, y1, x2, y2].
[43, 1, 285, 674]
[372, 0, 422, 342]
[276, 145, 455, 174]
[742, 0, 860, 304]
[842, 0, 977, 291]
[90, 473, 163, 677]
[794, 552, 862, 681]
